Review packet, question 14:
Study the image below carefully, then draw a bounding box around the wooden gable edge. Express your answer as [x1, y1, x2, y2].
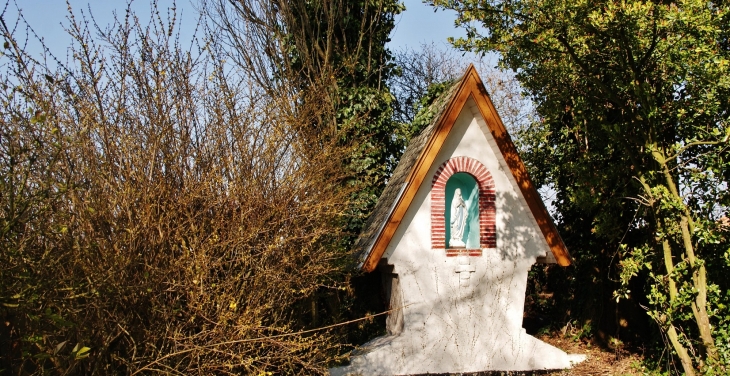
[467, 69, 572, 267]
[360, 65, 571, 272]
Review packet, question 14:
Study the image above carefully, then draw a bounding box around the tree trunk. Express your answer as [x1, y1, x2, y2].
[654, 149, 718, 364]
[639, 171, 699, 375]
[666, 322, 696, 376]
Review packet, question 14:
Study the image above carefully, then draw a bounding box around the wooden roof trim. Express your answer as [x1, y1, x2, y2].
[360, 65, 571, 272]
[467, 69, 572, 266]
[360, 71, 474, 272]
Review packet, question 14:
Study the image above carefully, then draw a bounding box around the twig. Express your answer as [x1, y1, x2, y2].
[131, 303, 413, 375]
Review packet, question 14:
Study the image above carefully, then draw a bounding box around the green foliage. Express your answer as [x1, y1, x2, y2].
[216, 0, 407, 241]
[397, 80, 455, 142]
[214, 0, 411, 352]
[276, 0, 406, 239]
[431, 0, 730, 372]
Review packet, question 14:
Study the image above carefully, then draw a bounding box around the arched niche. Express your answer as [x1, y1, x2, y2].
[445, 172, 480, 249]
[431, 156, 496, 254]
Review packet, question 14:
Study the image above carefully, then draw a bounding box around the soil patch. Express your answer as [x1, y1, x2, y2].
[539, 334, 645, 375]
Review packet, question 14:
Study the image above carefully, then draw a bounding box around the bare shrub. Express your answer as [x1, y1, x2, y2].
[0, 3, 353, 374]
[390, 43, 536, 134]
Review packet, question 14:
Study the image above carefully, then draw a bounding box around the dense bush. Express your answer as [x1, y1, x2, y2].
[0, 4, 356, 374]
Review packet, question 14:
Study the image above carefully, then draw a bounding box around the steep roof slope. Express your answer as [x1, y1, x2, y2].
[354, 65, 571, 272]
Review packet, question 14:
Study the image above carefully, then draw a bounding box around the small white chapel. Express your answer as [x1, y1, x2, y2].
[330, 66, 585, 375]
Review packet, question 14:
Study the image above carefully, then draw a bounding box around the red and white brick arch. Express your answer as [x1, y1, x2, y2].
[431, 156, 496, 255]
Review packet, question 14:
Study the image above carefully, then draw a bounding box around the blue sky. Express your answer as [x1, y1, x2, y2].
[391, 0, 468, 50]
[9, 0, 471, 60]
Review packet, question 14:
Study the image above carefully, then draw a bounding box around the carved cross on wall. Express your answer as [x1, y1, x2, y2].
[455, 255, 476, 287]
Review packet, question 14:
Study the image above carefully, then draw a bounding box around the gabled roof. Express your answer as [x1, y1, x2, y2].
[354, 65, 571, 272]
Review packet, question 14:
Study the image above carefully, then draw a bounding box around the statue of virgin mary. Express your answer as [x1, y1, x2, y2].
[449, 188, 468, 248]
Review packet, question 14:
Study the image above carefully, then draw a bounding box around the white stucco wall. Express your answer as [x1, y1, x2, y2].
[331, 99, 583, 375]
